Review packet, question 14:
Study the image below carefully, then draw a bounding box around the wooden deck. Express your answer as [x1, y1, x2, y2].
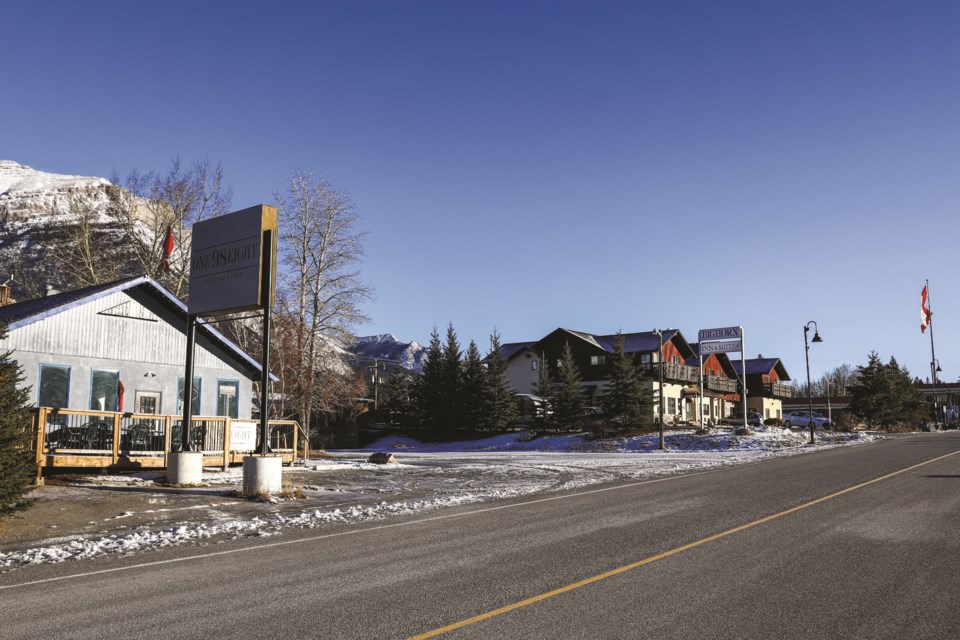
[32, 407, 303, 477]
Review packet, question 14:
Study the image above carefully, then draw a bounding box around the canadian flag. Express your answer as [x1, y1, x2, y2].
[921, 285, 932, 333]
[160, 225, 174, 273]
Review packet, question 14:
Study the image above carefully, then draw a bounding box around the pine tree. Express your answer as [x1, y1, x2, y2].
[460, 340, 487, 431]
[439, 322, 463, 428]
[480, 330, 518, 431]
[552, 341, 587, 431]
[417, 327, 444, 427]
[533, 351, 554, 429]
[602, 331, 653, 433]
[0, 327, 34, 513]
[851, 351, 928, 430]
[382, 370, 417, 426]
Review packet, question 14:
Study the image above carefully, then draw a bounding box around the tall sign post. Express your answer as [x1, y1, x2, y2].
[698, 326, 747, 432]
[167, 205, 278, 489]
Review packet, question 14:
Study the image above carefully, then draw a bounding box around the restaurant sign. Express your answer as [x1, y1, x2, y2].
[188, 205, 278, 315]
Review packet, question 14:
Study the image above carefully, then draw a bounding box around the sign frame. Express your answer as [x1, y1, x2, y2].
[187, 205, 278, 315]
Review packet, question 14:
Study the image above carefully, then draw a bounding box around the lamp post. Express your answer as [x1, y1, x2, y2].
[803, 321, 822, 445]
[932, 358, 942, 426]
[654, 328, 665, 450]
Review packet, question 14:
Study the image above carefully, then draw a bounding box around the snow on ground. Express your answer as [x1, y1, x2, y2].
[0, 428, 881, 571]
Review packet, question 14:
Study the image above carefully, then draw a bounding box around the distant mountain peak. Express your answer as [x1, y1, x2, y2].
[348, 334, 426, 373]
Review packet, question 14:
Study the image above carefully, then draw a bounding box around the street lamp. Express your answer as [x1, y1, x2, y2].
[653, 328, 665, 450]
[932, 358, 943, 425]
[804, 321, 822, 445]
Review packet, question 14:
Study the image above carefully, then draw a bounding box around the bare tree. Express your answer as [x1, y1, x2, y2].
[113, 157, 232, 300]
[274, 169, 373, 445]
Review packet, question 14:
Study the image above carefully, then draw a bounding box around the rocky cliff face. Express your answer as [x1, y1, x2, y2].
[0, 161, 157, 300]
[0, 160, 113, 222]
[0, 160, 155, 225]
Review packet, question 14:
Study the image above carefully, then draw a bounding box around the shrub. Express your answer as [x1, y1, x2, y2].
[0, 332, 35, 513]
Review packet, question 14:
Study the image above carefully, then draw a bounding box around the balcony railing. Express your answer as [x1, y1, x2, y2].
[762, 382, 795, 398]
[662, 362, 700, 383]
[704, 375, 738, 394]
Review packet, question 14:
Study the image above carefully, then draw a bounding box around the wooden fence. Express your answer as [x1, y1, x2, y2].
[32, 407, 303, 478]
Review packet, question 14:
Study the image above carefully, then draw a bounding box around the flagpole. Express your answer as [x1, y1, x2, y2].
[928, 279, 939, 425]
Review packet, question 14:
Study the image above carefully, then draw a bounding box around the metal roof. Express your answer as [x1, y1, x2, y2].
[0, 276, 276, 381]
[731, 358, 791, 380]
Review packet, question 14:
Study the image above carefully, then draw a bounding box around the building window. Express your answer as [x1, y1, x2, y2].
[217, 380, 240, 419]
[640, 354, 652, 369]
[90, 370, 119, 411]
[177, 376, 202, 415]
[39, 364, 70, 409]
[532, 360, 539, 371]
[668, 397, 676, 414]
[777, 409, 782, 419]
[765, 408, 770, 419]
[590, 355, 606, 366]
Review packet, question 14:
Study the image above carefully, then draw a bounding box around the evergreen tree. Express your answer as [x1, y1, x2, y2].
[381, 370, 417, 426]
[0, 327, 34, 513]
[480, 330, 518, 431]
[460, 340, 487, 431]
[851, 351, 928, 430]
[552, 341, 587, 431]
[532, 351, 554, 430]
[601, 331, 654, 432]
[417, 327, 444, 427]
[439, 322, 463, 427]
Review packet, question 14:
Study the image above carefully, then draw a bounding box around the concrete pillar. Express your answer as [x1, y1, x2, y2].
[167, 451, 204, 485]
[243, 455, 283, 497]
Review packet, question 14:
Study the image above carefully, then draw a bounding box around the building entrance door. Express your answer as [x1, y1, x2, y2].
[134, 391, 161, 415]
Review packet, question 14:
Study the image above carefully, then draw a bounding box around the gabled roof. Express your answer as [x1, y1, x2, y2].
[495, 341, 538, 361]
[593, 329, 686, 355]
[0, 275, 276, 380]
[731, 357, 791, 381]
[0, 278, 145, 329]
[500, 328, 694, 360]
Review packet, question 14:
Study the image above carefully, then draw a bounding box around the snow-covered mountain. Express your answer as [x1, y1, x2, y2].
[0, 161, 158, 299]
[348, 334, 426, 373]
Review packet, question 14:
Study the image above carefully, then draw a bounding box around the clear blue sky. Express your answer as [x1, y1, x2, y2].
[4, 1, 960, 383]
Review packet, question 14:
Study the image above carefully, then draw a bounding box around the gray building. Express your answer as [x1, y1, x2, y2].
[0, 276, 266, 420]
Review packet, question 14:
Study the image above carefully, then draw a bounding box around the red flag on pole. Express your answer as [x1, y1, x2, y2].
[160, 225, 174, 273]
[921, 285, 932, 333]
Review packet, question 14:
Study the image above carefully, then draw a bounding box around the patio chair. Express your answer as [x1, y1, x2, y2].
[128, 422, 152, 451]
[79, 421, 113, 450]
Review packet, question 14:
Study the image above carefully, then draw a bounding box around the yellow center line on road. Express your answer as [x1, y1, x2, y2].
[409, 448, 960, 639]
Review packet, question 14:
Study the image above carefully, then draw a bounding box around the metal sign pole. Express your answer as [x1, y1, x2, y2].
[180, 314, 197, 451]
[699, 354, 704, 431]
[741, 329, 747, 432]
[259, 229, 273, 456]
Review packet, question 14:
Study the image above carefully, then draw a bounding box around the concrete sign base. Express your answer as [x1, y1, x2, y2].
[243, 455, 283, 497]
[168, 451, 204, 485]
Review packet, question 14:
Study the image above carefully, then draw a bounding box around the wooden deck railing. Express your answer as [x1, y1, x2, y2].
[33, 407, 302, 475]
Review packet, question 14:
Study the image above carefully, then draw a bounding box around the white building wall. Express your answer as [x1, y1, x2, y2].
[504, 350, 541, 396]
[0, 290, 258, 418]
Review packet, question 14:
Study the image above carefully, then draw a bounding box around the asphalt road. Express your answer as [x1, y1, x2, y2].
[3, 432, 959, 640]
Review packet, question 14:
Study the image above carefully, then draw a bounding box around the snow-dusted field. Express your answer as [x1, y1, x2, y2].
[0, 427, 880, 571]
